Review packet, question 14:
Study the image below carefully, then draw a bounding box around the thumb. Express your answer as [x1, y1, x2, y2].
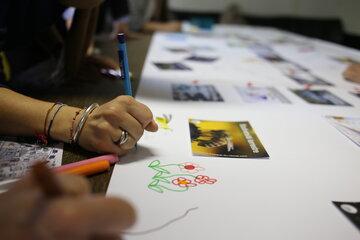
[145, 120, 158, 132]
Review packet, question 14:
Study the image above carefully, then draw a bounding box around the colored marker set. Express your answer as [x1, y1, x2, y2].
[54, 154, 119, 176]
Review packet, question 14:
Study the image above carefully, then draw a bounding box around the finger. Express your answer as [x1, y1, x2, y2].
[104, 129, 136, 154]
[35, 196, 136, 239]
[91, 234, 122, 240]
[100, 109, 144, 142]
[145, 119, 158, 132]
[116, 113, 144, 142]
[118, 97, 154, 128]
[108, 123, 137, 151]
[111, 127, 124, 143]
[115, 134, 136, 151]
[56, 174, 91, 196]
[11, 172, 90, 197]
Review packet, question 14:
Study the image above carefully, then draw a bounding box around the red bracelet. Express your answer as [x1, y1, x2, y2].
[36, 103, 57, 145]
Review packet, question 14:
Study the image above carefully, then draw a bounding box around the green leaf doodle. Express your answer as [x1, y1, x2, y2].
[152, 167, 170, 174]
[148, 184, 164, 193]
[154, 172, 163, 178]
[148, 160, 160, 168]
[149, 179, 159, 187]
[154, 176, 170, 183]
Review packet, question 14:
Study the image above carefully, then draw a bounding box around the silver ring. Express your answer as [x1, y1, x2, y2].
[114, 130, 129, 145]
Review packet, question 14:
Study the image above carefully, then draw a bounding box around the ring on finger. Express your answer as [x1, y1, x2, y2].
[114, 130, 129, 145]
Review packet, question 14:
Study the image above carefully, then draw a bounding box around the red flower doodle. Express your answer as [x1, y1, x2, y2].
[172, 177, 197, 188]
[179, 162, 204, 173]
[194, 175, 217, 184]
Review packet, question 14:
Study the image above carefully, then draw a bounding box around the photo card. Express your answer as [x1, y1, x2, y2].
[153, 62, 192, 71]
[189, 119, 269, 158]
[172, 84, 224, 102]
[292, 90, 352, 106]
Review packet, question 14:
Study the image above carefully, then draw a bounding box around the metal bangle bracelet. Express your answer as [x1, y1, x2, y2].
[47, 103, 67, 138]
[71, 103, 99, 144]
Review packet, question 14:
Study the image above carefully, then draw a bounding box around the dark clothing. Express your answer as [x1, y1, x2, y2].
[0, 0, 129, 91]
[0, 0, 65, 51]
[97, 0, 130, 33]
[0, 0, 66, 89]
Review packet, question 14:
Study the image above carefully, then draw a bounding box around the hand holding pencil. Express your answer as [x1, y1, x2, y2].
[78, 95, 158, 155]
[0, 163, 136, 239]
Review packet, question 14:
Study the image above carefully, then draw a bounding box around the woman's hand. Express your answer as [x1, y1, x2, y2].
[343, 64, 360, 84]
[78, 96, 158, 155]
[0, 173, 135, 240]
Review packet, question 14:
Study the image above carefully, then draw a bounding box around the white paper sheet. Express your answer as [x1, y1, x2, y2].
[108, 27, 360, 239]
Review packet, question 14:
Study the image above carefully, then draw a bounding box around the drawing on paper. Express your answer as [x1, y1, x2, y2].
[124, 207, 199, 236]
[156, 114, 173, 131]
[147, 160, 217, 193]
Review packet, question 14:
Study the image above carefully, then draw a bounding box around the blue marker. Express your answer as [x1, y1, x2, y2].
[117, 33, 132, 96]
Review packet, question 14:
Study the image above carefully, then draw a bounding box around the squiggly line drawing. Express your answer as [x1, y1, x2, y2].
[123, 207, 199, 236]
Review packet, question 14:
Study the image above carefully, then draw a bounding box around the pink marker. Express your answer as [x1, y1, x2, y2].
[54, 154, 119, 173]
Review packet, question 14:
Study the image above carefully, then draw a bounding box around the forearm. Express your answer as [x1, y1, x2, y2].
[0, 89, 158, 154]
[0, 88, 80, 142]
[142, 21, 181, 33]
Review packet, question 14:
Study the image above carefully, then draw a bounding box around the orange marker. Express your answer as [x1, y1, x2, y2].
[56, 160, 110, 176]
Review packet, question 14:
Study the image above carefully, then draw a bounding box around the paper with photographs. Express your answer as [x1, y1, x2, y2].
[250, 43, 332, 86]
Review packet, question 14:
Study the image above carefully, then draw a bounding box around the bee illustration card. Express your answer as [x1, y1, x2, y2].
[189, 119, 269, 158]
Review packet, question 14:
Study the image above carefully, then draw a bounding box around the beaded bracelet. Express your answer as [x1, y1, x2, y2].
[71, 103, 99, 144]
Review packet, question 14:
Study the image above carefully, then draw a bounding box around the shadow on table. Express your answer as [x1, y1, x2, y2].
[117, 145, 156, 165]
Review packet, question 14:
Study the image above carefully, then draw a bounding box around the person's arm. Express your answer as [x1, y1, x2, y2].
[142, 21, 181, 33]
[0, 87, 77, 140]
[343, 63, 360, 84]
[0, 172, 135, 239]
[0, 87, 158, 154]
